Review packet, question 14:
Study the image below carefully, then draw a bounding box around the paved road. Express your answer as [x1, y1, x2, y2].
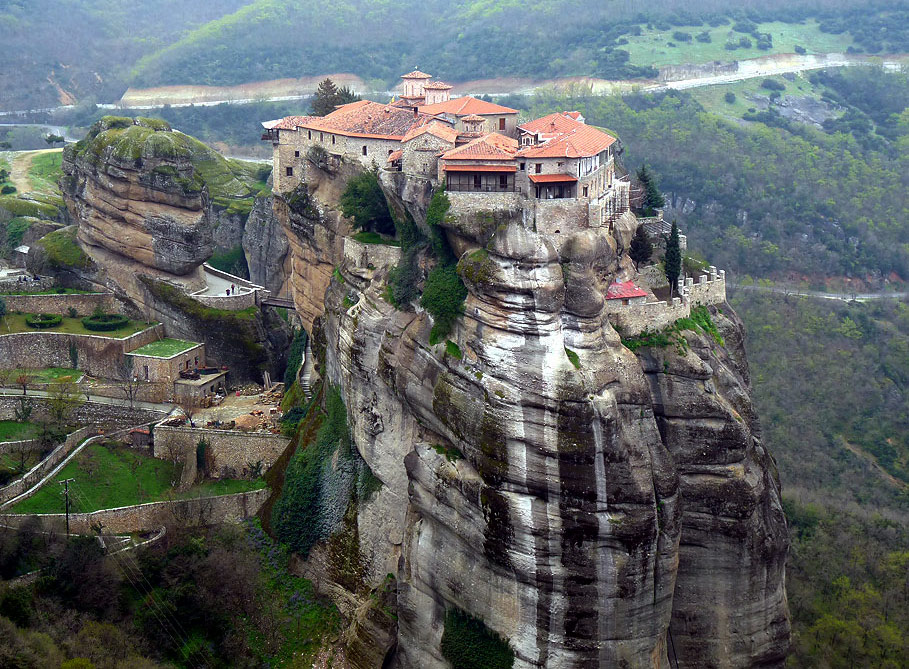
[0, 388, 174, 413]
[731, 283, 908, 302]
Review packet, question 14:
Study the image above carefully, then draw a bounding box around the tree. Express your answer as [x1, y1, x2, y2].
[0, 296, 5, 319]
[339, 169, 395, 235]
[312, 78, 360, 117]
[177, 393, 201, 428]
[311, 78, 340, 116]
[14, 372, 32, 396]
[629, 225, 653, 271]
[0, 141, 11, 150]
[44, 134, 65, 148]
[115, 360, 142, 410]
[46, 379, 83, 430]
[636, 163, 665, 216]
[664, 220, 682, 296]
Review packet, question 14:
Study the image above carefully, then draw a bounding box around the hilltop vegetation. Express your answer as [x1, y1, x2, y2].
[2, 1, 908, 110]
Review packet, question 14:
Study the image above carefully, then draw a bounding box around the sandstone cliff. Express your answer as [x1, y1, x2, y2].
[273, 158, 790, 668]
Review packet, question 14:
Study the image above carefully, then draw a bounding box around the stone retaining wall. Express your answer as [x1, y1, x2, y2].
[191, 290, 259, 310]
[1, 292, 115, 317]
[0, 426, 97, 505]
[343, 237, 402, 270]
[0, 325, 164, 379]
[153, 424, 289, 486]
[0, 488, 269, 534]
[0, 438, 43, 455]
[607, 297, 691, 337]
[0, 277, 55, 294]
[686, 268, 726, 307]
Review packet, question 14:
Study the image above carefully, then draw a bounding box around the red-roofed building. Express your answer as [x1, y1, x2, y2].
[606, 281, 649, 303]
[439, 134, 519, 192]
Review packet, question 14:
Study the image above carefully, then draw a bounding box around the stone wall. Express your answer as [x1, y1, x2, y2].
[0, 276, 55, 294]
[530, 198, 590, 239]
[607, 296, 691, 336]
[153, 424, 289, 484]
[343, 237, 402, 270]
[189, 263, 269, 311]
[0, 426, 97, 505]
[128, 343, 205, 384]
[0, 325, 164, 379]
[0, 487, 269, 534]
[402, 133, 452, 179]
[1, 292, 114, 316]
[686, 268, 727, 307]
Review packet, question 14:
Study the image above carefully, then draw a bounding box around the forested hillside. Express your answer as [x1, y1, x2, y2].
[2, 0, 908, 111]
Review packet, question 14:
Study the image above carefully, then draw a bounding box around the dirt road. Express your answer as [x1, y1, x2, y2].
[9, 148, 61, 194]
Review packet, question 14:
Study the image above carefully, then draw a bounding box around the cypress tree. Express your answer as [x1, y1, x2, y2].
[629, 225, 653, 271]
[312, 78, 340, 116]
[664, 220, 682, 296]
[636, 163, 665, 216]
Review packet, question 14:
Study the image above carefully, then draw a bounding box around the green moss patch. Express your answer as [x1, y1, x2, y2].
[621, 305, 724, 354]
[440, 608, 514, 669]
[36, 227, 91, 270]
[129, 338, 198, 358]
[564, 347, 581, 369]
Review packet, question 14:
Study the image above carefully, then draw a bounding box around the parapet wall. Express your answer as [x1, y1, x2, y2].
[0, 276, 55, 294]
[685, 268, 726, 307]
[0, 325, 164, 379]
[607, 297, 691, 336]
[1, 292, 115, 316]
[343, 237, 402, 270]
[153, 424, 289, 486]
[0, 488, 269, 534]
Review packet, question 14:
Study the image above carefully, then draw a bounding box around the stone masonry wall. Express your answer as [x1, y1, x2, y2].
[607, 296, 691, 336]
[686, 268, 727, 307]
[0, 488, 269, 534]
[153, 424, 289, 484]
[343, 237, 402, 270]
[1, 292, 115, 316]
[0, 325, 164, 379]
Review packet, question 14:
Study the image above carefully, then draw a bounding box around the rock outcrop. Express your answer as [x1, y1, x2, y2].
[274, 158, 790, 667]
[243, 194, 291, 295]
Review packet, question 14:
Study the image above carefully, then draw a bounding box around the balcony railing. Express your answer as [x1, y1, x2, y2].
[446, 183, 517, 193]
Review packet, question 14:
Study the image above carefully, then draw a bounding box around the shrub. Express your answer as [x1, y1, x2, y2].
[724, 92, 737, 104]
[445, 340, 462, 359]
[0, 185, 15, 195]
[794, 45, 807, 54]
[738, 36, 752, 49]
[25, 313, 62, 328]
[695, 31, 711, 43]
[761, 78, 786, 91]
[440, 608, 514, 669]
[564, 347, 581, 369]
[339, 169, 394, 235]
[67, 307, 78, 318]
[672, 31, 692, 42]
[421, 263, 467, 345]
[0, 296, 5, 319]
[81, 313, 129, 331]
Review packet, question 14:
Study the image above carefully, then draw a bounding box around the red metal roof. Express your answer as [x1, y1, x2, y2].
[606, 281, 649, 300]
[529, 173, 578, 183]
[419, 96, 518, 117]
[444, 164, 517, 172]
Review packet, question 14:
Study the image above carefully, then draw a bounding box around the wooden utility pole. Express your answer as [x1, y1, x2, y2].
[58, 478, 75, 536]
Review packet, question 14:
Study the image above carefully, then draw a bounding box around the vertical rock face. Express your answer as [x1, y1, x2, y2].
[242, 194, 291, 295]
[62, 118, 214, 275]
[276, 165, 790, 668]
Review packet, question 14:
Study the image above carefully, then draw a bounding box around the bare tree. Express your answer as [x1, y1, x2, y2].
[176, 393, 201, 428]
[14, 372, 32, 396]
[115, 360, 142, 410]
[46, 379, 83, 431]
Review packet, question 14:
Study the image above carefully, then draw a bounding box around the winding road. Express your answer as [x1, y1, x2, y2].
[730, 283, 908, 302]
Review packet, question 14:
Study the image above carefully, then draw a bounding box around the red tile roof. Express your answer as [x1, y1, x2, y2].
[419, 96, 518, 117]
[402, 121, 459, 144]
[294, 100, 433, 140]
[423, 81, 453, 90]
[262, 115, 318, 130]
[529, 173, 578, 183]
[606, 281, 649, 300]
[441, 133, 518, 161]
[387, 149, 403, 162]
[444, 164, 517, 172]
[401, 70, 433, 79]
[517, 112, 616, 158]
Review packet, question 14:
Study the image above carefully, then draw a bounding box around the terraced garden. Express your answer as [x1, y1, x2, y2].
[9, 441, 266, 514]
[129, 337, 197, 357]
[0, 312, 153, 337]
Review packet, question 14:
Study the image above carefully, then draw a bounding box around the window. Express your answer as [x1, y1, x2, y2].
[286, 166, 293, 177]
[362, 145, 367, 156]
[320, 133, 324, 141]
[332, 135, 336, 144]
[143, 365, 148, 381]
[294, 150, 300, 157]
[499, 174, 507, 189]
[473, 174, 482, 189]
[535, 163, 542, 174]
[520, 162, 525, 171]
[499, 117, 506, 130]
[583, 186, 588, 197]
[308, 131, 312, 140]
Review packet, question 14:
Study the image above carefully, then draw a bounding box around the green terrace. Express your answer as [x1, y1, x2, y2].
[0, 313, 154, 337]
[9, 442, 266, 514]
[128, 337, 198, 358]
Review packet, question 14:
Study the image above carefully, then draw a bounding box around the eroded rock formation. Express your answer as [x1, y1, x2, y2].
[273, 158, 791, 667]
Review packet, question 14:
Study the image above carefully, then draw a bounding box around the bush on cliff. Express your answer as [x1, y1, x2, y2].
[421, 263, 468, 345]
[440, 607, 514, 669]
[283, 328, 308, 389]
[339, 169, 394, 236]
[36, 227, 91, 270]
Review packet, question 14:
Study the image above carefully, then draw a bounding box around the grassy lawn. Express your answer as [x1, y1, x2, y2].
[0, 420, 42, 442]
[0, 313, 153, 337]
[689, 72, 828, 120]
[129, 337, 198, 357]
[351, 231, 401, 246]
[3, 367, 83, 384]
[9, 442, 266, 514]
[623, 20, 854, 68]
[0, 450, 42, 473]
[27, 150, 63, 195]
